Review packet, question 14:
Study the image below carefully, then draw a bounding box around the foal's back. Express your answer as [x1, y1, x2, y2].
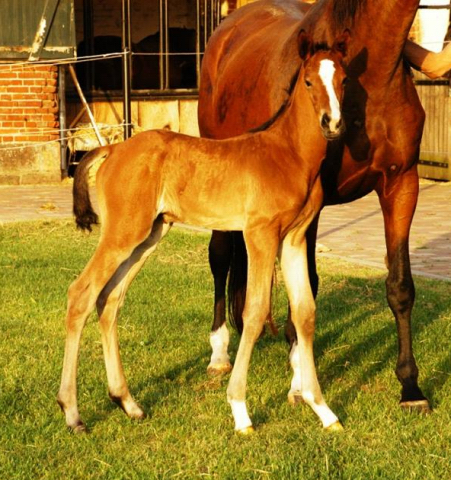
[96, 128, 316, 232]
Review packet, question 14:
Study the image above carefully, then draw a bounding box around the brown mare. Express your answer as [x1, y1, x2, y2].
[199, 0, 431, 412]
[57, 33, 349, 433]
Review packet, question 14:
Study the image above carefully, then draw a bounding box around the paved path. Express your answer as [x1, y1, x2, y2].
[1, 181, 450, 281]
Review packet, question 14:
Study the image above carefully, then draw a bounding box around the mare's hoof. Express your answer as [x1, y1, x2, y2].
[236, 426, 255, 436]
[288, 391, 304, 406]
[400, 399, 431, 414]
[207, 363, 233, 377]
[325, 421, 344, 432]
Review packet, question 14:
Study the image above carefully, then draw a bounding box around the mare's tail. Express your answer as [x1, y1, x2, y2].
[228, 231, 278, 336]
[227, 232, 248, 334]
[73, 147, 110, 231]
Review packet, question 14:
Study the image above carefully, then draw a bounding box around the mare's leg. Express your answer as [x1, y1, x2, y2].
[96, 218, 172, 420]
[207, 230, 233, 375]
[226, 230, 278, 433]
[57, 221, 157, 431]
[279, 232, 342, 430]
[377, 167, 430, 411]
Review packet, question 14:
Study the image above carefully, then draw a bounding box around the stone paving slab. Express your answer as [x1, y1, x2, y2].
[0, 181, 450, 281]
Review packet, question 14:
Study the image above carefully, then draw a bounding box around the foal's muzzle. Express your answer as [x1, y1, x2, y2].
[321, 113, 345, 140]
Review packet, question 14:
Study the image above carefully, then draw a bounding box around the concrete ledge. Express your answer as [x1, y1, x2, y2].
[0, 142, 61, 185]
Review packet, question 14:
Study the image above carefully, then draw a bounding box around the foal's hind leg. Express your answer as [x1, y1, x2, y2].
[57, 211, 159, 432]
[279, 232, 342, 431]
[57, 240, 144, 431]
[96, 218, 171, 420]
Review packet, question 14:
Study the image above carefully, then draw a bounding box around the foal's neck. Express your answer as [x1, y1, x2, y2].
[267, 73, 326, 156]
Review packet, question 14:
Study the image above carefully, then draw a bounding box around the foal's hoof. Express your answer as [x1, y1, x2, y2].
[288, 391, 304, 406]
[207, 362, 233, 377]
[400, 399, 431, 414]
[325, 421, 344, 432]
[236, 425, 255, 436]
[129, 410, 147, 421]
[69, 421, 87, 434]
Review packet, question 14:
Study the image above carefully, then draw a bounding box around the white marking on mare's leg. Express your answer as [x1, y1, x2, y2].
[229, 399, 253, 431]
[319, 59, 341, 129]
[208, 324, 231, 373]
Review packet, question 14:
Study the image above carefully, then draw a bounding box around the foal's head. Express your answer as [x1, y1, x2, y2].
[298, 30, 350, 140]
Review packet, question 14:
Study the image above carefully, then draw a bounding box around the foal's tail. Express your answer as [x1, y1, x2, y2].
[73, 147, 110, 231]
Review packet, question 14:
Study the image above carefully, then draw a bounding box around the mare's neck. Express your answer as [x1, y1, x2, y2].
[307, 0, 420, 82]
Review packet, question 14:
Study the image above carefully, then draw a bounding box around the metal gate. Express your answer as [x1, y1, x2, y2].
[415, 1, 451, 180]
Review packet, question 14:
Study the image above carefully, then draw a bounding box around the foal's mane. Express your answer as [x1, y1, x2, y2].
[249, 43, 331, 134]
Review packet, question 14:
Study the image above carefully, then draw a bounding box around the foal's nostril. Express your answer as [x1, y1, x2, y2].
[321, 113, 330, 129]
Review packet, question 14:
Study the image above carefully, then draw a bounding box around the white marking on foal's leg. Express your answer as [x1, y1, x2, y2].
[229, 399, 253, 431]
[208, 324, 231, 373]
[319, 59, 341, 129]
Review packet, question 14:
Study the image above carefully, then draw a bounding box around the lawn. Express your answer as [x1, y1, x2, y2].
[0, 220, 450, 479]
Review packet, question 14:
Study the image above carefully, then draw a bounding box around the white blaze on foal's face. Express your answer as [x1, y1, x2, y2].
[318, 58, 341, 131]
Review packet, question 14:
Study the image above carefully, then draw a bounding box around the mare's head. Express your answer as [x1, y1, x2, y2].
[298, 30, 350, 140]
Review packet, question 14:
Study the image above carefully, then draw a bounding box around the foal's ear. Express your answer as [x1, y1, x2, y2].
[333, 29, 351, 58]
[297, 30, 313, 60]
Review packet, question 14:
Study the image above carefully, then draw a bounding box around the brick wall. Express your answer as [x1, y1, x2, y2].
[0, 64, 59, 144]
[0, 63, 61, 184]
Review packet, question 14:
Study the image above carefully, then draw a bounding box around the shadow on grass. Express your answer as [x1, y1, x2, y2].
[82, 271, 451, 430]
[249, 272, 451, 421]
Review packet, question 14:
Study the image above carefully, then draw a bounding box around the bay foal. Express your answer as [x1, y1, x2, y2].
[57, 32, 349, 434]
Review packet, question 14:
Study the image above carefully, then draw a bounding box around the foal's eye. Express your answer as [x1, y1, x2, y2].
[305, 80, 312, 88]
[342, 77, 349, 86]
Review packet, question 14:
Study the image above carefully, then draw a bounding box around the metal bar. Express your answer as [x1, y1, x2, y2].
[28, 0, 61, 61]
[58, 65, 68, 176]
[159, 0, 169, 90]
[68, 65, 106, 146]
[122, 0, 132, 139]
[83, 0, 94, 92]
[418, 5, 450, 9]
[196, 0, 201, 88]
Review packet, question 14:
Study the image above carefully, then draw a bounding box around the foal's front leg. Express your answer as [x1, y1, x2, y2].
[226, 230, 278, 433]
[279, 232, 342, 431]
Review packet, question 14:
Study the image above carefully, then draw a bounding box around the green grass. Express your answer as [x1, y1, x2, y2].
[0, 220, 450, 480]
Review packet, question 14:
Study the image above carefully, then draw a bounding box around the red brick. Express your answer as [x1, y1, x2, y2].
[0, 79, 22, 86]
[42, 86, 57, 93]
[16, 100, 42, 107]
[0, 72, 18, 79]
[28, 86, 43, 93]
[8, 86, 30, 93]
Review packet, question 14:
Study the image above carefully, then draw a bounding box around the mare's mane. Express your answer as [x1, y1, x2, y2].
[249, 43, 331, 134]
[332, 0, 367, 27]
